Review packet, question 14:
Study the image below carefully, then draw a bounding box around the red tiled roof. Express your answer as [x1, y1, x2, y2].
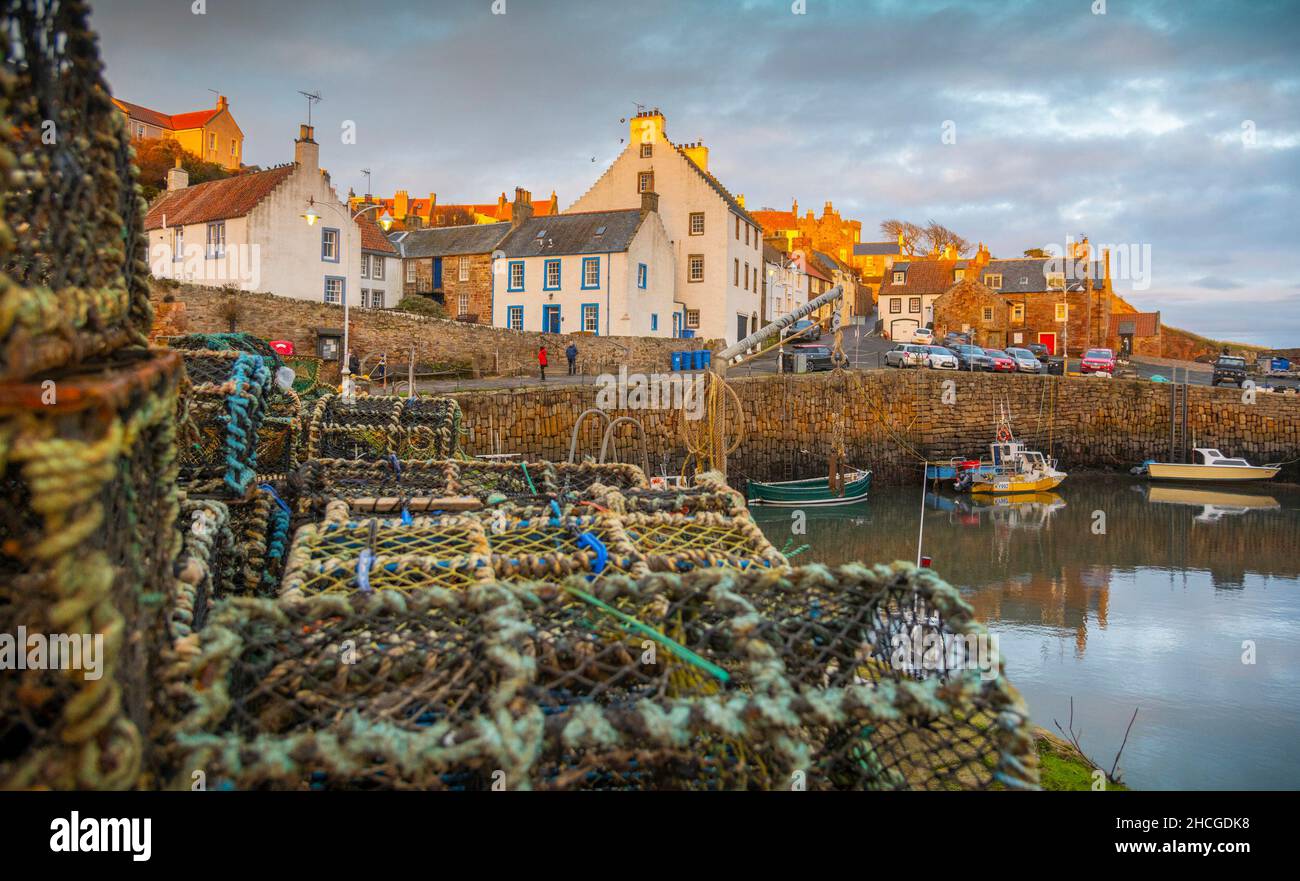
[1109, 311, 1160, 337]
[144, 164, 295, 229]
[113, 98, 221, 131]
[167, 108, 221, 129]
[356, 213, 397, 254]
[884, 260, 958, 295]
[752, 210, 798, 233]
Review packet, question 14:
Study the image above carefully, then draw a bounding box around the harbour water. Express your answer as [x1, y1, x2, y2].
[750, 475, 1300, 790]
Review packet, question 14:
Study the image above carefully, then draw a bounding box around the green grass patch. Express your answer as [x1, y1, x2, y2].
[1036, 730, 1130, 791]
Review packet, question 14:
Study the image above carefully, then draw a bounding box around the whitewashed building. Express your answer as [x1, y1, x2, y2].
[568, 109, 762, 345]
[491, 191, 677, 338]
[144, 124, 372, 308]
[762, 242, 810, 322]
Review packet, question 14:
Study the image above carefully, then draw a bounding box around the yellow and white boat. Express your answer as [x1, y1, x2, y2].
[956, 429, 1067, 495]
[1145, 448, 1280, 482]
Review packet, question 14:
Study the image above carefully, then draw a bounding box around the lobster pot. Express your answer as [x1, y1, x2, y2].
[291, 458, 463, 518]
[157, 589, 527, 790]
[177, 350, 275, 496]
[0, 0, 153, 382]
[218, 487, 295, 598]
[0, 349, 183, 790]
[622, 510, 788, 573]
[306, 394, 462, 461]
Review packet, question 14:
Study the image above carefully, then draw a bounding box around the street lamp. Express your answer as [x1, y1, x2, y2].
[300, 196, 397, 387]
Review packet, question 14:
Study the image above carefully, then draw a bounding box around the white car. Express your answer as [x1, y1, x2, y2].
[1005, 347, 1043, 373]
[924, 346, 959, 370]
[910, 328, 935, 345]
[884, 344, 929, 368]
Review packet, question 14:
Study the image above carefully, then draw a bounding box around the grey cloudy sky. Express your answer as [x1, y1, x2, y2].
[93, 0, 1300, 345]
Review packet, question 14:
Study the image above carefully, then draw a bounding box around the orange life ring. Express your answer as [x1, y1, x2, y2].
[996, 426, 1013, 442]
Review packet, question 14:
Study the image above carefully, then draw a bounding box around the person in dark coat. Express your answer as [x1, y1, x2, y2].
[348, 351, 360, 375]
[538, 345, 548, 382]
[565, 342, 578, 376]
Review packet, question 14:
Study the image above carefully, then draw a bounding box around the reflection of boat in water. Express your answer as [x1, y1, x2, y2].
[947, 492, 1066, 529]
[1143, 484, 1280, 522]
[747, 468, 871, 506]
[1142, 448, 1280, 482]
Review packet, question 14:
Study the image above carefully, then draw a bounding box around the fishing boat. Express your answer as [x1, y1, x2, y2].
[954, 425, 1066, 495]
[746, 468, 871, 506]
[1140, 448, 1280, 482]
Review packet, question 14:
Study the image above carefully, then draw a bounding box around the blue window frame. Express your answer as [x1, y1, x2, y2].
[542, 304, 562, 334]
[507, 305, 524, 331]
[543, 259, 561, 291]
[637, 263, 647, 289]
[321, 227, 340, 263]
[323, 275, 345, 305]
[507, 260, 525, 292]
[650, 313, 658, 332]
[581, 256, 600, 290]
[580, 302, 600, 336]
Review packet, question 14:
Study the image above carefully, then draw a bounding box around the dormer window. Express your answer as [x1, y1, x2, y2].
[892, 271, 905, 284]
[984, 273, 1003, 288]
[595, 226, 607, 237]
[1046, 273, 1066, 290]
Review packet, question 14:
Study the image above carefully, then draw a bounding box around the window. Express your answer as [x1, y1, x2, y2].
[205, 222, 225, 259]
[735, 216, 740, 240]
[954, 268, 965, 280]
[982, 307, 994, 322]
[208, 133, 216, 152]
[685, 309, 700, 329]
[909, 297, 921, 314]
[172, 227, 184, 261]
[458, 292, 470, 316]
[371, 256, 384, 280]
[321, 228, 339, 262]
[892, 271, 905, 284]
[324, 276, 344, 305]
[360, 254, 370, 279]
[135, 124, 145, 139]
[753, 267, 758, 292]
[371, 290, 383, 309]
[1047, 273, 1066, 290]
[544, 259, 561, 291]
[984, 273, 1003, 288]
[650, 314, 658, 332]
[582, 257, 600, 289]
[458, 256, 470, 282]
[889, 298, 902, 314]
[360, 289, 369, 308]
[638, 172, 654, 193]
[507, 305, 524, 331]
[508, 261, 524, 292]
[582, 303, 600, 335]
[405, 261, 416, 283]
[734, 259, 739, 286]
[637, 263, 647, 289]
[689, 213, 705, 235]
[640, 143, 652, 158]
[1055, 303, 1069, 322]
[1011, 303, 1024, 323]
[231, 138, 237, 158]
[688, 254, 704, 282]
[745, 224, 750, 246]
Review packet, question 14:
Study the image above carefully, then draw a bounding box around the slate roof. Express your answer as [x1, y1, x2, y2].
[979, 257, 1105, 294]
[854, 241, 902, 257]
[395, 222, 511, 258]
[497, 209, 646, 257]
[144, 164, 295, 229]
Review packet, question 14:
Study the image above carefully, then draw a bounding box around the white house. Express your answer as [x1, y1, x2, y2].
[144, 124, 370, 308]
[491, 191, 677, 338]
[567, 109, 762, 346]
[356, 213, 399, 309]
[762, 242, 809, 323]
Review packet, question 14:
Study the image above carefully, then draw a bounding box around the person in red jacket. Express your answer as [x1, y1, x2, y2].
[538, 345, 548, 382]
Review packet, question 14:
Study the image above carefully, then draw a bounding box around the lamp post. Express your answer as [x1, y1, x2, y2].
[302, 196, 395, 387]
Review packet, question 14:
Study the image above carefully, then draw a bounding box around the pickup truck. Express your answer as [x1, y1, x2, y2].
[1212, 356, 1248, 387]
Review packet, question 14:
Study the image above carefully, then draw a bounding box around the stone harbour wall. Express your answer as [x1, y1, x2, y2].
[451, 370, 1300, 486]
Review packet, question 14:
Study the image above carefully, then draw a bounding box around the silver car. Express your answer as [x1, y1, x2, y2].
[925, 346, 959, 370]
[1005, 347, 1043, 373]
[884, 344, 929, 368]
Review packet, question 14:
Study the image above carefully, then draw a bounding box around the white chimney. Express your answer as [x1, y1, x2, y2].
[166, 156, 189, 191]
[295, 124, 318, 170]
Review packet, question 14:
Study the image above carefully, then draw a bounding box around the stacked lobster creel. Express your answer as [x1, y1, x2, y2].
[0, 0, 186, 789]
[305, 392, 463, 461]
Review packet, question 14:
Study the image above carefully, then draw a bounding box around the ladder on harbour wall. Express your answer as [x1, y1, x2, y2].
[1169, 368, 1190, 463]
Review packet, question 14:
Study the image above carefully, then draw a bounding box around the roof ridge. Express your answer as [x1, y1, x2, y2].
[672, 143, 759, 227]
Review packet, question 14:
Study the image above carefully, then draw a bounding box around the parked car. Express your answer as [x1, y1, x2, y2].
[910, 327, 935, 345]
[981, 349, 1017, 372]
[951, 344, 991, 371]
[884, 344, 929, 368]
[1212, 355, 1248, 387]
[1080, 347, 1116, 375]
[780, 343, 834, 373]
[1025, 342, 1051, 362]
[1005, 347, 1043, 373]
[944, 331, 972, 348]
[924, 345, 959, 370]
[1045, 358, 1065, 375]
[782, 319, 821, 342]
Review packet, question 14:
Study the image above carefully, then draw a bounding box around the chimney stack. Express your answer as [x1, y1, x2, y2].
[217, 94, 228, 111]
[640, 190, 659, 216]
[294, 124, 318, 170]
[511, 187, 533, 228]
[167, 155, 189, 191]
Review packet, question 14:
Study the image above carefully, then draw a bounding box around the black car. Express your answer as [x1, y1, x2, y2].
[1212, 355, 1248, 387]
[781, 343, 834, 373]
[1045, 357, 1065, 375]
[950, 344, 991, 371]
[1025, 343, 1051, 362]
[782, 319, 821, 342]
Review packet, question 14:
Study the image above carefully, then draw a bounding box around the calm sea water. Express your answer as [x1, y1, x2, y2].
[750, 475, 1300, 791]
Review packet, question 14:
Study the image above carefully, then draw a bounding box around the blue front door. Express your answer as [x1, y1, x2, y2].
[432, 257, 443, 290]
[543, 305, 561, 334]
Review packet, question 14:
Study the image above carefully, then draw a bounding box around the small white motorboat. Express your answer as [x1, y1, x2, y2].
[1144, 448, 1280, 482]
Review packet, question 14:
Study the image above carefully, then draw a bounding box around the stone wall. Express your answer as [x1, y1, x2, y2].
[450, 370, 1300, 486]
[149, 282, 720, 380]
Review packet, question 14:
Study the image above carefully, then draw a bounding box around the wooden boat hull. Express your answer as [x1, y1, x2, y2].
[1146, 463, 1279, 482]
[747, 470, 872, 506]
[969, 473, 1066, 494]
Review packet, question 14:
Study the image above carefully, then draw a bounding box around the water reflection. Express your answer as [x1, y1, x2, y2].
[750, 476, 1300, 789]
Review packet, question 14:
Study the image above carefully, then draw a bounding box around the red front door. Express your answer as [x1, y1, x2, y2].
[1038, 332, 1057, 355]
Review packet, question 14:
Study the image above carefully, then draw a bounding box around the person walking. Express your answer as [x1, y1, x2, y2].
[565, 341, 578, 376]
[538, 345, 548, 382]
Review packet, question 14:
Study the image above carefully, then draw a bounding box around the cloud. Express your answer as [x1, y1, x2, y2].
[1191, 276, 1247, 290]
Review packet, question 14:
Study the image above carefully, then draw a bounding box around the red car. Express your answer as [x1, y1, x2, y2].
[1080, 347, 1116, 375]
[981, 349, 1017, 372]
